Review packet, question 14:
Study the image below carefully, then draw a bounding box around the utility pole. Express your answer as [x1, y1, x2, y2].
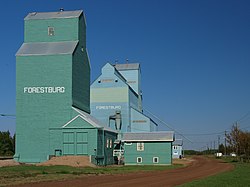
[225, 131, 227, 155]
[214, 140, 216, 153]
[218, 135, 220, 152]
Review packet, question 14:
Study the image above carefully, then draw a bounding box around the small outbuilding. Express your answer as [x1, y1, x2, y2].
[172, 139, 183, 159]
[122, 132, 174, 165]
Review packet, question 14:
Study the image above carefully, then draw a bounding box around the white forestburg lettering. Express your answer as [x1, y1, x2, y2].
[96, 105, 122, 110]
[23, 87, 65, 94]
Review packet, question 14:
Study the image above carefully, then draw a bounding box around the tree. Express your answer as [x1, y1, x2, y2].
[226, 124, 250, 162]
[0, 131, 15, 156]
[218, 144, 225, 154]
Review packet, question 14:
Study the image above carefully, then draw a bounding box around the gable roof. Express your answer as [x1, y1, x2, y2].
[25, 10, 83, 20]
[114, 63, 140, 70]
[122, 131, 174, 142]
[16, 41, 78, 56]
[72, 107, 117, 133]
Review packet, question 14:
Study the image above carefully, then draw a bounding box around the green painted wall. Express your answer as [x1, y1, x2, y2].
[24, 18, 78, 43]
[124, 141, 172, 165]
[15, 11, 93, 163]
[92, 129, 117, 166]
[16, 55, 73, 162]
[72, 44, 90, 113]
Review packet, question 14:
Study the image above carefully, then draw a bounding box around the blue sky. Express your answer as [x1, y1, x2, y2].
[0, 0, 250, 150]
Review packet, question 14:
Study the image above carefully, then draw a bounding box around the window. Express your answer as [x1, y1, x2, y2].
[106, 139, 109, 148]
[137, 142, 144, 151]
[48, 27, 55, 36]
[125, 142, 132, 146]
[153, 157, 159, 163]
[137, 157, 142, 163]
[109, 139, 112, 148]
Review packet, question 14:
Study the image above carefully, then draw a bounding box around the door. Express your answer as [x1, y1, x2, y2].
[76, 132, 88, 155]
[63, 132, 88, 155]
[63, 132, 74, 155]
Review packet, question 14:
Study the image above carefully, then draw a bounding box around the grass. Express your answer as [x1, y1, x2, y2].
[0, 164, 182, 186]
[179, 158, 250, 187]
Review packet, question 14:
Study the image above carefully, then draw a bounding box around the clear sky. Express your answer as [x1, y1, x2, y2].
[0, 0, 250, 150]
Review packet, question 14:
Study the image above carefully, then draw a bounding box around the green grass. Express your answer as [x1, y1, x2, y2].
[179, 159, 250, 187]
[0, 164, 182, 186]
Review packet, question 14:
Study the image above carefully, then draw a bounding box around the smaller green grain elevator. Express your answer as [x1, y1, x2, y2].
[15, 10, 117, 165]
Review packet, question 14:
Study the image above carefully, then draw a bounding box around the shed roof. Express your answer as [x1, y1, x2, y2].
[173, 139, 183, 146]
[24, 10, 83, 20]
[122, 131, 174, 142]
[16, 41, 78, 56]
[114, 63, 140, 70]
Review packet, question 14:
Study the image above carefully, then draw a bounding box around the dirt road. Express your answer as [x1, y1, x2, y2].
[13, 156, 233, 187]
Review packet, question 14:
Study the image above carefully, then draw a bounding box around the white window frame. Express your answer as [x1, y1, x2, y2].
[153, 157, 159, 163]
[125, 142, 132, 146]
[137, 157, 142, 163]
[48, 26, 55, 36]
[137, 142, 144, 151]
[106, 139, 109, 148]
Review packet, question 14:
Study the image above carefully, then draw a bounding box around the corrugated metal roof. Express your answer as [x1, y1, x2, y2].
[16, 41, 78, 56]
[114, 63, 140, 70]
[24, 10, 83, 20]
[72, 107, 117, 133]
[122, 132, 174, 142]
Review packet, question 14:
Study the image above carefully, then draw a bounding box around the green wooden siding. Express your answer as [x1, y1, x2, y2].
[16, 55, 73, 163]
[15, 10, 96, 163]
[24, 18, 78, 43]
[124, 142, 172, 165]
[72, 45, 90, 113]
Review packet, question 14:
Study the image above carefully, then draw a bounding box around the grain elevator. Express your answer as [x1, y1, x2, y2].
[15, 10, 117, 165]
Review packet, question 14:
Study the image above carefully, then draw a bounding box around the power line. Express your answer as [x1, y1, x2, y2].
[143, 107, 192, 143]
[182, 131, 224, 136]
[236, 111, 250, 123]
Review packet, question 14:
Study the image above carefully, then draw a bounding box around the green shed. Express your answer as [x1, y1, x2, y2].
[15, 10, 117, 165]
[122, 132, 174, 165]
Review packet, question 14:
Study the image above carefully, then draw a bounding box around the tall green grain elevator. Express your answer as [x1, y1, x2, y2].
[15, 10, 117, 164]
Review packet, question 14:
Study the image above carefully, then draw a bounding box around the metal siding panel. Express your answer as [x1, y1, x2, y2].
[123, 132, 174, 141]
[91, 87, 128, 103]
[129, 89, 139, 111]
[90, 102, 129, 132]
[16, 41, 78, 56]
[130, 108, 151, 132]
[25, 10, 82, 20]
[118, 70, 139, 94]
